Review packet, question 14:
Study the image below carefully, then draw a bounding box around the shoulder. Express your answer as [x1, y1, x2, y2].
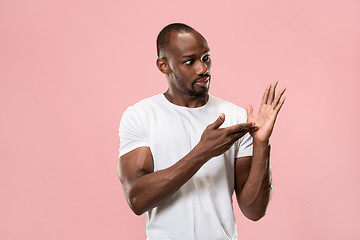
[122, 94, 163, 117]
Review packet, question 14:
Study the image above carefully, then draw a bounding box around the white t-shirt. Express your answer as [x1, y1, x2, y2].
[119, 94, 253, 240]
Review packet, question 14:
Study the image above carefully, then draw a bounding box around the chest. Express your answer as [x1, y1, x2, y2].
[145, 107, 236, 172]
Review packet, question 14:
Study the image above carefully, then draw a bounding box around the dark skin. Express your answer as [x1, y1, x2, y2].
[158, 31, 212, 107]
[118, 30, 286, 220]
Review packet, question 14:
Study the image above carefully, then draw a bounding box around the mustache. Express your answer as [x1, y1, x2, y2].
[194, 74, 211, 82]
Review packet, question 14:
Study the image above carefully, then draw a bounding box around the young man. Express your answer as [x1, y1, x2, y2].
[118, 23, 286, 239]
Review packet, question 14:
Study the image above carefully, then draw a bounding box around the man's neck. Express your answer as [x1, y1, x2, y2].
[163, 91, 209, 108]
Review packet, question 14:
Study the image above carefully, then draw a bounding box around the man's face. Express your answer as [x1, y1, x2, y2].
[164, 31, 212, 99]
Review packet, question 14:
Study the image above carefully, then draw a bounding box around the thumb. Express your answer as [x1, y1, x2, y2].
[246, 104, 253, 117]
[210, 113, 225, 129]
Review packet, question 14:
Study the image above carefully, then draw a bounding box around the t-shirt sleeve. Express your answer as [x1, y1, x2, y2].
[118, 106, 149, 157]
[235, 108, 253, 158]
[235, 132, 253, 158]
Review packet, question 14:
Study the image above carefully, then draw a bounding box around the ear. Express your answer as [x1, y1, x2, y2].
[156, 58, 171, 74]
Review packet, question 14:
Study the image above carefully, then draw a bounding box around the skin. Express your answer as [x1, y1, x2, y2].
[158, 31, 212, 107]
[118, 30, 286, 221]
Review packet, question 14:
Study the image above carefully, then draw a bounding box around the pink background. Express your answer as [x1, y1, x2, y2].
[1, 0, 359, 239]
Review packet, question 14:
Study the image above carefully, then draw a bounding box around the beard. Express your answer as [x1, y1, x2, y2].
[170, 72, 211, 100]
[184, 85, 209, 99]
[184, 76, 211, 99]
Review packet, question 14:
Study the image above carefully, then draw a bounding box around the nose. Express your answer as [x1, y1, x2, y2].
[196, 61, 209, 75]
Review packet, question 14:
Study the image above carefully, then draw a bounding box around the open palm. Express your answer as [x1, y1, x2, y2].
[247, 81, 286, 142]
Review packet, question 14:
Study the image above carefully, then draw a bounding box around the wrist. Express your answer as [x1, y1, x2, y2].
[252, 139, 271, 165]
[253, 138, 270, 148]
[190, 144, 211, 164]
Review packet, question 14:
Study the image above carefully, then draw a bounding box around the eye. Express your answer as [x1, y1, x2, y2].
[184, 59, 193, 65]
[202, 55, 210, 62]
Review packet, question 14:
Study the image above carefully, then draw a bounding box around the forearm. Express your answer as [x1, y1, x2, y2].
[125, 146, 209, 215]
[237, 140, 272, 220]
[236, 80, 285, 220]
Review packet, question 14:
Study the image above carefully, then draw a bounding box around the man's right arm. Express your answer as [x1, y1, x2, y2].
[118, 113, 256, 215]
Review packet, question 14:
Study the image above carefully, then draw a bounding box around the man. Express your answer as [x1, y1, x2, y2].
[118, 23, 286, 239]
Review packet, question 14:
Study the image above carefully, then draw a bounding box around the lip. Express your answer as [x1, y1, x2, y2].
[195, 80, 208, 86]
[195, 76, 210, 85]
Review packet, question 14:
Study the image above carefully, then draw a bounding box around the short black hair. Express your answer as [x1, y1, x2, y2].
[156, 23, 195, 57]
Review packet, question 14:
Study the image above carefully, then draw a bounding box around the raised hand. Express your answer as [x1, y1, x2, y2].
[246, 81, 286, 142]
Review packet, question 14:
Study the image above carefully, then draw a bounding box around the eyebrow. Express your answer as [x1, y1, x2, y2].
[181, 50, 210, 58]
[182, 54, 195, 59]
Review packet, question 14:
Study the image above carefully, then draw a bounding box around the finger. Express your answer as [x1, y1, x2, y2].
[246, 104, 253, 117]
[261, 83, 271, 105]
[209, 113, 225, 129]
[274, 95, 286, 114]
[271, 87, 287, 109]
[226, 122, 255, 134]
[267, 80, 278, 105]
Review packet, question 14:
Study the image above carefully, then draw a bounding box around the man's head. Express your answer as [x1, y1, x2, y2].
[156, 23, 195, 58]
[156, 23, 212, 100]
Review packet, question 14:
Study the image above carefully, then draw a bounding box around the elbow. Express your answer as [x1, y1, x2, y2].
[131, 208, 144, 216]
[122, 181, 148, 216]
[239, 204, 267, 222]
[245, 211, 266, 222]
[128, 196, 146, 216]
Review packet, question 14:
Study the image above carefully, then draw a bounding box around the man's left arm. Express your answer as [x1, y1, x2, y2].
[234, 81, 286, 221]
